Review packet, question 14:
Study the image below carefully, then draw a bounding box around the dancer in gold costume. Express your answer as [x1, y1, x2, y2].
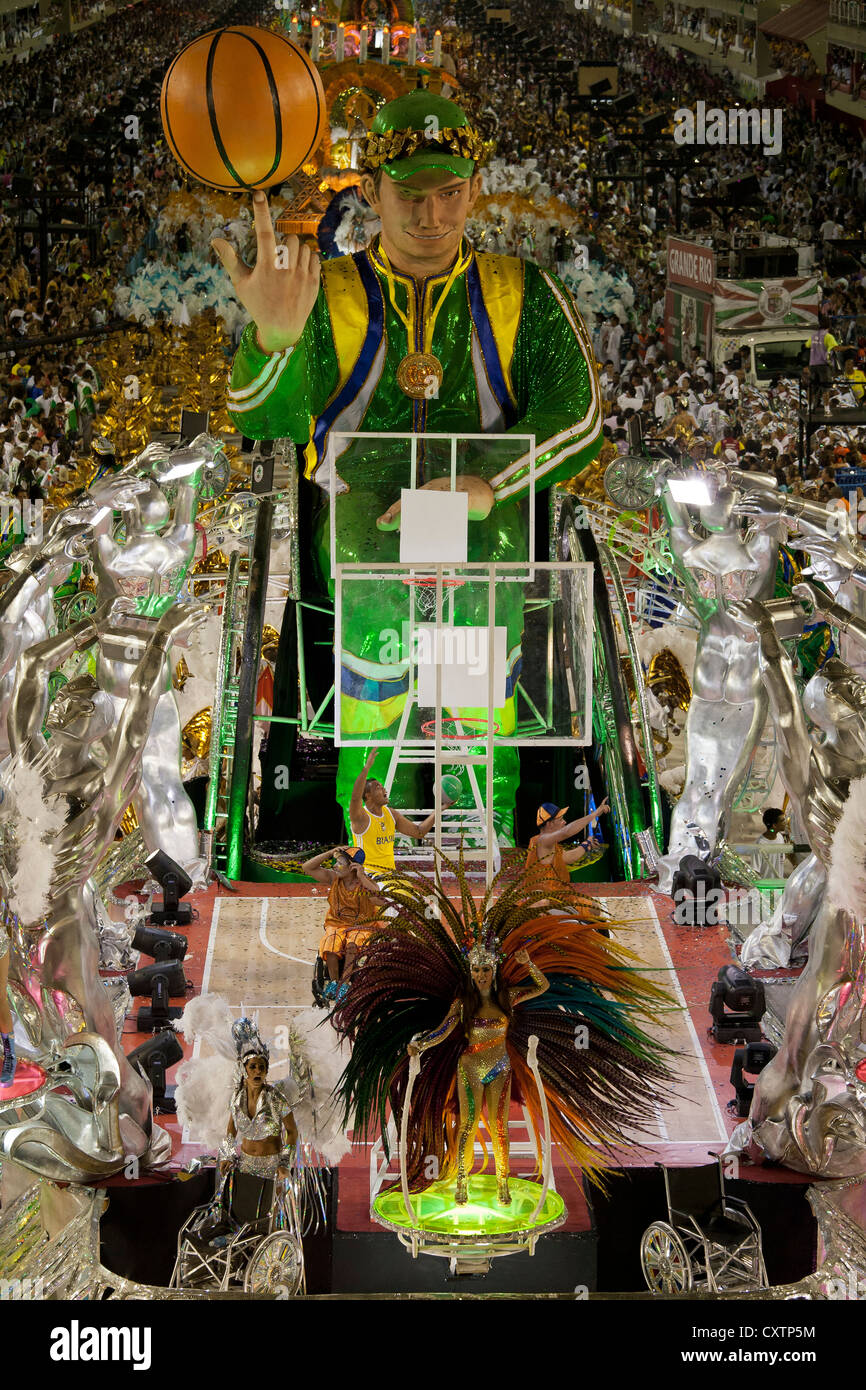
[409, 941, 547, 1205]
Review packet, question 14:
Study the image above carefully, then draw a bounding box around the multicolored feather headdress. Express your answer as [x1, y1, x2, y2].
[462, 922, 504, 971]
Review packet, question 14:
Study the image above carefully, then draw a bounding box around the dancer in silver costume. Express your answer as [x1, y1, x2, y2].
[727, 588, 866, 1176]
[88, 438, 216, 884]
[220, 1022, 297, 1179]
[656, 466, 780, 893]
[3, 598, 206, 1177]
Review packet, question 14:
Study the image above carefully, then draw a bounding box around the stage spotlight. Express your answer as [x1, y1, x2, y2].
[709, 964, 766, 1044]
[131, 923, 187, 963]
[730, 1041, 777, 1117]
[671, 853, 724, 925]
[668, 474, 717, 506]
[128, 959, 187, 1032]
[127, 1029, 183, 1114]
[145, 849, 193, 927]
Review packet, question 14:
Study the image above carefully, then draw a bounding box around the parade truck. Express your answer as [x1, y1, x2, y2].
[664, 236, 819, 388]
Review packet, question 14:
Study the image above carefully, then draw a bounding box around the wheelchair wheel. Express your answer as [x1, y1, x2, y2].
[640, 1221, 694, 1294]
[312, 956, 328, 1008]
[244, 1231, 304, 1297]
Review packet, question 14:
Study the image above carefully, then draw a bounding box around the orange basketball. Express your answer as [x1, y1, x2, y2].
[160, 26, 325, 191]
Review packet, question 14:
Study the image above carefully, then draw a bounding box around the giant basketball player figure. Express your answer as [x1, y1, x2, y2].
[214, 90, 602, 842]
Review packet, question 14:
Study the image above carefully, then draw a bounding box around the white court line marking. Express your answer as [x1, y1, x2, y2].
[257, 896, 316, 966]
[182, 895, 222, 1145]
[654, 1101, 670, 1142]
[646, 895, 730, 1144]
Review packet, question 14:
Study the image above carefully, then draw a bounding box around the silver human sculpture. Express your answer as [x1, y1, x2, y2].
[88, 438, 217, 885]
[726, 588, 866, 1177]
[0, 598, 206, 1182]
[655, 466, 780, 893]
[0, 505, 110, 759]
[735, 488, 866, 968]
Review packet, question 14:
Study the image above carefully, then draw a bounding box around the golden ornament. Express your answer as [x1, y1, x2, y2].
[396, 352, 443, 400]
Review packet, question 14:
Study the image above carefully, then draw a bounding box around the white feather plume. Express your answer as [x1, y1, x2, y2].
[289, 1007, 353, 1165]
[178, 992, 237, 1059]
[0, 752, 66, 924]
[827, 775, 866, 913]
[174, 1053, 238, 1148]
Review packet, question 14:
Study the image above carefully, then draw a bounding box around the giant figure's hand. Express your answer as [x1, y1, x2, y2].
[130, 442, 172, 476]
[377, 475, 495, 531]
[732, 487, 783, 522]
[88, 467, 152, 512]
[726, 597, 773, 641]
[211, 192, 320, 353]
[792, 531, 865, 586]
[791, 581, 826, 619]
[39, 503, 107, 566]
[155, 603, 209, 651]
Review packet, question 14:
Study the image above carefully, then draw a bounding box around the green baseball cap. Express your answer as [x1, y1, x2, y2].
[364, 90, 483, 181]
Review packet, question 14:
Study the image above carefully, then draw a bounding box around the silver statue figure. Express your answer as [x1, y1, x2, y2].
[734, 488, 866, 966]
[728, 588, 866, 1176]
[0, 473, 153, 759]
[88, 438, 217, 885]
[656, 466, 780, 892]
[1, 598, 206, 1182]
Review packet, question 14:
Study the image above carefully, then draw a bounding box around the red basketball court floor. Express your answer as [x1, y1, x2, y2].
[111, 880, 810, 1232]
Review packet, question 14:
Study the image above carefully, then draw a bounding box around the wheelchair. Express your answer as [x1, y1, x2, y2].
[640, 1155, 768, 1294]
[170, 1163, 305, 1295]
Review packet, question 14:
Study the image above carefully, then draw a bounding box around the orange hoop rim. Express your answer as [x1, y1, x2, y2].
[401, 576, 465, 588]
[421, 717, 501, 740]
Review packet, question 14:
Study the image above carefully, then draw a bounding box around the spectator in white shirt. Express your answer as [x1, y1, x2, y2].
[754, 807, 793, 879]
[606, 316, 624, 372]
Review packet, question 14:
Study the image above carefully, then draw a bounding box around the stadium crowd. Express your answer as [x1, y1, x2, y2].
[0, 0, 864, 505]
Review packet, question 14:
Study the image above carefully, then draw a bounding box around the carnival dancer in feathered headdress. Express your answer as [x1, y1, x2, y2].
[220, 1018, 297, 1180]
[332, 856, 676, 1206]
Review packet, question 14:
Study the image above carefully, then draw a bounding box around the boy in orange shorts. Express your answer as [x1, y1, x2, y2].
[302, 846, 388, 1001]
[525, 798, 609, 903]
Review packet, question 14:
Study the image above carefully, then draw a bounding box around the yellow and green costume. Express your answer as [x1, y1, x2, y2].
[227, 237, 601, 831]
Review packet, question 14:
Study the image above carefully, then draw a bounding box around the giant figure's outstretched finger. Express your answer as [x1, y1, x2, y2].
[251, 190, 277, 258]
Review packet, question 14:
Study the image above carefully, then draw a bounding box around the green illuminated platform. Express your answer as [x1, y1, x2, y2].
[372, 1176, 566, 1262]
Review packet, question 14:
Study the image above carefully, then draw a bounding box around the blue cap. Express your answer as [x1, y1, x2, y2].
[537, 802, 568, 826]
[349, 848, 366, 864]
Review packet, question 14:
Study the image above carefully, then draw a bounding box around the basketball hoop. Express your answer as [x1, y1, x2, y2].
[421, 716, 501, 740]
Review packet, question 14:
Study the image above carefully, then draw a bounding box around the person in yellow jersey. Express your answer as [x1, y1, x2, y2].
[349, 750, 455, 874]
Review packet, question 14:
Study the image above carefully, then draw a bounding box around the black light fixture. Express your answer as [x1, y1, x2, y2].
[145, 849, 193, 927]
[131, 923, 187, 963]
[671, 854, 725, 926]
[709, 964, 766, 1044]
[128, 959, 188, 1032]
[127, 1029, 183, 1114]
[730, 1041, 777, 1117]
